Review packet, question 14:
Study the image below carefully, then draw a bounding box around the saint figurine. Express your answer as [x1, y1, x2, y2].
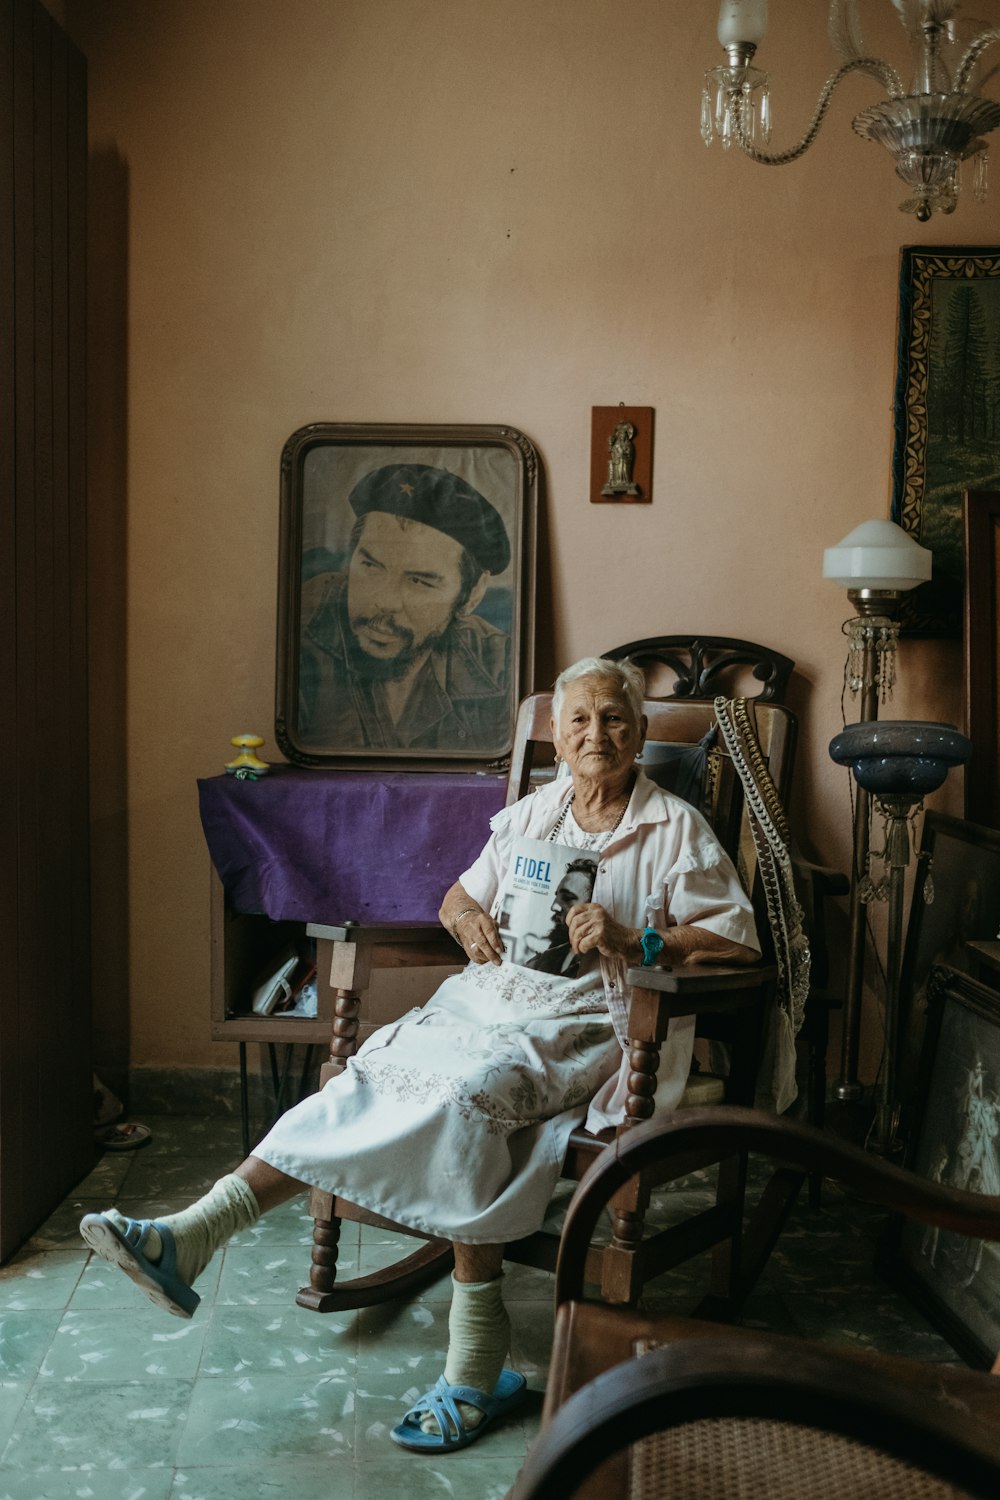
[601, 420, 640, 496]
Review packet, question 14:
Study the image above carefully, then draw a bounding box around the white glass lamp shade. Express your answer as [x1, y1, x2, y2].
[717, 0, 768, 46]
[822, 519, 932, 591]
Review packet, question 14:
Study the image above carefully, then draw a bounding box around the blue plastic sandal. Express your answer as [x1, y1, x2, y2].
[79, 1212, 200, 1319]
[390, 1369, 527, 1452]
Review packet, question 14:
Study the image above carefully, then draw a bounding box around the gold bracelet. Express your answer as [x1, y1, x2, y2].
[451, 906, 479, 933]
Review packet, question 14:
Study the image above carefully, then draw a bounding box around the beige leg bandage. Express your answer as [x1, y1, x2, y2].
[420, 1274, 510, 1436]
[107, 1172, 259, 1287]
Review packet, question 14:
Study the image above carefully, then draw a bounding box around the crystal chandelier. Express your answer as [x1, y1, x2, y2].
[701, 1, 1000, 220]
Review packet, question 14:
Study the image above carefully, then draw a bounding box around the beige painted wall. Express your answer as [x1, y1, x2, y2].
[64, 0, 997, 1077]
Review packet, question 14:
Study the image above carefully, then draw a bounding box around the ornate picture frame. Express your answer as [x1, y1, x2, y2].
[886, 964, 1000, 1369]
[897, 812, 1000, 1125]
[891, 246, 1000, 637]
[275, 423, 538, 769]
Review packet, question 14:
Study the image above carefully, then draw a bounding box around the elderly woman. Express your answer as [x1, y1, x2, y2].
[80, 656, 758, 1452]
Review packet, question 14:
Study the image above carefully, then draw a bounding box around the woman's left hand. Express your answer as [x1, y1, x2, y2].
[566, 902, 639, 961]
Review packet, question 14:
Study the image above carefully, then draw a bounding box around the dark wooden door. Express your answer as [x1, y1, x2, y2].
[0, 0, 91, 1262]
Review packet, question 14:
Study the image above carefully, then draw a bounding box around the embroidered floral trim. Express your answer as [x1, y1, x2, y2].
[351, 1022, 619, 1137]
[351, 1055, 535, 1135]
[560, 1076, 596, 1111]
[461, 960, 604, 1016]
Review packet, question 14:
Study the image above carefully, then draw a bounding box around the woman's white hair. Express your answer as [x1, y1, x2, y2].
[551, 656, 646, 724]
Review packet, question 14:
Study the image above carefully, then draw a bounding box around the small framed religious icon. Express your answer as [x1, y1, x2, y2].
[590, 405, 654, 504]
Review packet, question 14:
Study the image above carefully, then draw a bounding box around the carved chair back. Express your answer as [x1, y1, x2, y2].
[601, 633, 793, 704]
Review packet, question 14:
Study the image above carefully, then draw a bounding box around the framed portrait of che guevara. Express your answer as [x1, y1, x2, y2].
[275, 423, 539, 769]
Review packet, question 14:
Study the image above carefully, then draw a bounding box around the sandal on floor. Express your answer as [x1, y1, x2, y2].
[95, 1122, 152, 1152]
[92, 1072, 124, 1128]
[390, 1369, 527, 1452]
[79, 1213, 199, 1319]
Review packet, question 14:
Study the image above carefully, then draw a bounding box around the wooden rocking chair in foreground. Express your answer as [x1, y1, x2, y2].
[509, 1106, 1000, 1500]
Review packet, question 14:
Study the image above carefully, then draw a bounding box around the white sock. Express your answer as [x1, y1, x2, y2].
[420, 1274, 510, 1436]
[105, 1173, 260, 1287]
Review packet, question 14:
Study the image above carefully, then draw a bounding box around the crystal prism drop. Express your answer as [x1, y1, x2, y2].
[974, 146, 989, 203]
[701, 89, 713, 146]
[760, 87, 772, 144]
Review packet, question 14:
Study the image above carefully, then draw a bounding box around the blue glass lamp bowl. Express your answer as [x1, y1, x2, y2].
[828, 720, 972, 797]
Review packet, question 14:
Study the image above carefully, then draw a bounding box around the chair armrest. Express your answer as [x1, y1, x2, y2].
[554, 1105, 1000, 1308]
[306, 919, 462, 947]
[307, 922, 463, 1076]
[625, 961, 775, 994]
[624, 961, 776, 1023]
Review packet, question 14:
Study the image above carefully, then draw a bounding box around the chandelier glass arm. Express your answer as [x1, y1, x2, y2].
[956, 29, 1000, 94]
[734, 56, 904, 165]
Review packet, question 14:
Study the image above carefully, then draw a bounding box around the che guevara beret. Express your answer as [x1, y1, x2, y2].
[348, 463, 511, 576]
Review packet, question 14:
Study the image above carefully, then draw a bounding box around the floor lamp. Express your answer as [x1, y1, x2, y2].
[822, 519, 932, 1104]
[829, 720, 971, 1154]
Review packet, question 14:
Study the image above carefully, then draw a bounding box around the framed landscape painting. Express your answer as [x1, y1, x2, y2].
[891, 247, 1000, 636]
[275, 423, 538, 769]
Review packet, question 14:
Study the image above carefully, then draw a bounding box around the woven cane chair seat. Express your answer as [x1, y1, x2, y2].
[629, 1418, 976, 1500]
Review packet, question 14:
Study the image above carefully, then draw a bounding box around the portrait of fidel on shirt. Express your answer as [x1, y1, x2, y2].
[297, 462, 513, 755]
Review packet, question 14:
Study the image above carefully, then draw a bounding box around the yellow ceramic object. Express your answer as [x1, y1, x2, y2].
[225, 734, 270, 779]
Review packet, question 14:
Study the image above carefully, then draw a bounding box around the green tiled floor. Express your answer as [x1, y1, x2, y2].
[0, 1115, 961, 1498]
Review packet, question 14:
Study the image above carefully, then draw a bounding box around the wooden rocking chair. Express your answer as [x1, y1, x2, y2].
[295, 663, 807, 1317]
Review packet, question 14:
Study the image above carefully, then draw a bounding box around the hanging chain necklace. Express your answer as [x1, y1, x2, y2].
[548, 788, 630, 850]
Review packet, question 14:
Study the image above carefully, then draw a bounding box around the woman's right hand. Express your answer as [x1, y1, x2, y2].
[455, 909, 505, 966]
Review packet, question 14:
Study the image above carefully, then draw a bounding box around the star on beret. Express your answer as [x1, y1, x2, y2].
[348, 463, 511, 575]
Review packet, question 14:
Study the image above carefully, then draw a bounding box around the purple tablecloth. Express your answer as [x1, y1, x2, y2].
[197, 767, 507, 924]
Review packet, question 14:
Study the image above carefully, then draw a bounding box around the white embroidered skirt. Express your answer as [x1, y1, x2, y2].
[253, 961, 622, 1244]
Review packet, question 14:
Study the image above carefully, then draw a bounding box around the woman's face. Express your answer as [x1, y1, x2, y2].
[551, 675, 645, 785]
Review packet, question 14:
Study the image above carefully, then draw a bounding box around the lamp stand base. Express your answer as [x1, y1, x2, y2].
[825, 1090, 875, 1152]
